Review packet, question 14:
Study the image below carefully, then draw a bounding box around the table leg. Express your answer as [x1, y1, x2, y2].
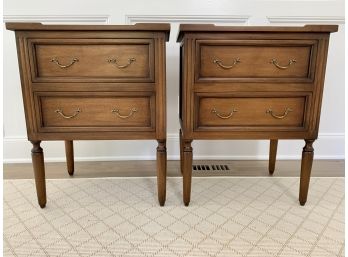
[157, 140, 167, 206]
[299, 139, 315, 206]
[269, 139, 278, 175]
[179, 129, 184, 175]
[65, 140, 74, 176]
[30, 140, 46, 208]
[183, 139, 193, 206]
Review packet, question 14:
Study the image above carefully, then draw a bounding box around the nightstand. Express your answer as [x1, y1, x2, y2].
[7, 22, 170, 207]
[177, 24, 338, 206]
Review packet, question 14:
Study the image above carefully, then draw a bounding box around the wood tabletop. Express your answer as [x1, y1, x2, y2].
[5, 22, 171, 41]
[177, 24, 339, 42]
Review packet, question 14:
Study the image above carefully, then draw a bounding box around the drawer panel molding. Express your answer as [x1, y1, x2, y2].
[196, 40, 317, 83]
[28, 39, 155, 83]
[34, 92, 156, 132]
[195, 93, 312, 131]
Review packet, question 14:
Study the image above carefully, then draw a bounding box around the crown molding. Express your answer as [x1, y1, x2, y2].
[3, 15, 110, 24]
[125, 15, 249, 24]
[267, 16, 345, 24]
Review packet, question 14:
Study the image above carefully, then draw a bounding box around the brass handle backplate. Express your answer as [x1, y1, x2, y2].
[213, 58, 240, 69]
[266, 108, 293, 119]
[51, 57, 79, 68]
[112, 107, 138, 119]
[107, 58, 136, 69]
[55, 108, 81, 119]
[211, 108, 238, 119]
[270, 59, 296, 70]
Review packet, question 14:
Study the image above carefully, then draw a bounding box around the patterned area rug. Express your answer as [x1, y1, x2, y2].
[4, 177, 344, 257]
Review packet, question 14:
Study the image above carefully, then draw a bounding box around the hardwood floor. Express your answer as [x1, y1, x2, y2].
[3, 160, 344, 179]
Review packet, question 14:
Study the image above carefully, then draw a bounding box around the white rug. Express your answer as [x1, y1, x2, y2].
[3, 177, 344, 257]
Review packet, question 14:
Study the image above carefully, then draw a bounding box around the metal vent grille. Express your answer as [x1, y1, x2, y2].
[193, 164, 230, 171]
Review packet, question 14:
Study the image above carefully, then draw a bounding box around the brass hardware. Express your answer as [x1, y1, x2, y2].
[51, 57, 79, 68]
[112, 107, 138, 119]
[211, 108, 238, 119]
[266, 108, 293, 119]
[55, 108, 81, 119]
[107, 58, 136, 69]
[270, 59, 296, 69]
[213, 58, 240, 69]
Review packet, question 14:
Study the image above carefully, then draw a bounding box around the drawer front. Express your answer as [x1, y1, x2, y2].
[34, 93, 155, 132]
[196, 95, 310, 130]
[29, 39, 154, 82]
[197, 40, 316, 82]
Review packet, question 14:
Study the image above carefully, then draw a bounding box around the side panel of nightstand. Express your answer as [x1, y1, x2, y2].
[179, 37, 196, 139]
[15, 32, 37, 140]
[309, 35, 331, 139]
[154, 33, 167, 140]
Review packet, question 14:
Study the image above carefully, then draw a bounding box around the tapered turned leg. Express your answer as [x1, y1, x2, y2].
[179, 129, 184, 174]
[183, 140, 193, 206]
[65, 140, 74, 176]
[30, 141, 46, 208]
[299, 139, 315, 206]
[269, 139, 278, 175]
[157, 140, 167, 206]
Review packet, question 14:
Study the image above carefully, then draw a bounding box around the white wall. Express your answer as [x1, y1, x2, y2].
[3, 0, 345, 163]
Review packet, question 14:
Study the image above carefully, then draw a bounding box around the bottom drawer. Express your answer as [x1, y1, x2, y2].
[196, 94, 310, 130]
[34, 92, 155, 132]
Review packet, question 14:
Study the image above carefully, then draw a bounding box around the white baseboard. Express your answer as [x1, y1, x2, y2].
[3, 133, 344, 163]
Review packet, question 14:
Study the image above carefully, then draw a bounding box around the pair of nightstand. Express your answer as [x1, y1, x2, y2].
[6, 23, 337, 208]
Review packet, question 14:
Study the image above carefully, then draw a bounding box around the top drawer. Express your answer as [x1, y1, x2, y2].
[28, 39, 154, 83]
[196, 40, 317, 83]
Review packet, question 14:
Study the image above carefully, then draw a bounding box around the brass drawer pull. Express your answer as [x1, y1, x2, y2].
[55, 108, 81, 119]
[51, 57, 79, 68]
[107, 58, 136, 69]
[213, 58, 240, 69]
[270, 59, 296, 70]
[266, 108, 293, 119]
[112, 107, 138, 119]
[211, 108, 238, 119]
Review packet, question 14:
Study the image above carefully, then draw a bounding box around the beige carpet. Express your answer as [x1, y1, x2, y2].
[3, 177, 344, 257]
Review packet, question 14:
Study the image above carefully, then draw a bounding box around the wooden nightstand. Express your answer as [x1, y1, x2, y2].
[6, 22, 170, 207]
[177, 24, 338, 206]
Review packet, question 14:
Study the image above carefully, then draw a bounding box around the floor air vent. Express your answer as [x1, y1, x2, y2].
[193, 164, 230, 171]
